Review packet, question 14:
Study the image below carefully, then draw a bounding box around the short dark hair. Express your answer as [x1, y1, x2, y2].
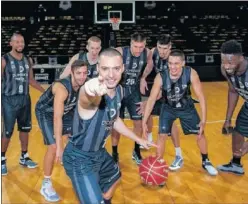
[169, 49, 185, 61]
[157, 34, 171, 45]
[71, 60, 88, 72]
[131, 32, 146, 42]
[11, 32, 24, 41]
[99, 48, 122, 60]
[221, 40, 242, 55]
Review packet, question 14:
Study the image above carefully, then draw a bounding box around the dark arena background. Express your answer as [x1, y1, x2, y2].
[2, 1, 247, 85]
[1, 1, 248, 204]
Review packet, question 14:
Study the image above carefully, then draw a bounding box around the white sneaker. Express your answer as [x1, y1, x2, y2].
[40, 179, 60, 202]
[202, 160, 218, 176]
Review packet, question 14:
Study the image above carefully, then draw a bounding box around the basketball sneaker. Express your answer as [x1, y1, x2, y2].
[112, 152, 119, 163]
[1, 157, 7, 176]
[202, 159, 218, 176]
[132, 150, 142, 165]
[19, 153, 38, 168]
[40, 179, 60, 202]
[217, 161, 244, 175]
[169, 156, 184, 171]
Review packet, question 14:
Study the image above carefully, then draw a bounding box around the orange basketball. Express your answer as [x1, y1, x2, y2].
[139, 156, 169, 186]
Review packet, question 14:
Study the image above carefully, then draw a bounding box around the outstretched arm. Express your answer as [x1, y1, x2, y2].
[79, 76, 107, 110]
[113, 117, 156, 149]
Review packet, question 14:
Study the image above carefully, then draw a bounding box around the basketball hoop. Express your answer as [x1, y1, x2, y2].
[110, 18, 120, 31]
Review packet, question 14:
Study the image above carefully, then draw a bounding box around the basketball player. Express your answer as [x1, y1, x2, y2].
[111, 33, 153, 165]
[60, 36, 101, 79]
[142, 50, 218, 176]
[1, 32, 45, 176]
[36, 60, 88, 202]
[139, 34, 183, 170]
[62, 48, 155, 204]
[217, 40, 248, 175]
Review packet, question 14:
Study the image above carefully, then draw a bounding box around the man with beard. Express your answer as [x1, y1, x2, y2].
[217, 40, 248, 175]
[1, 32, 45, 176]
[36, 60, 88, 202]
[111, 33, 153, 165]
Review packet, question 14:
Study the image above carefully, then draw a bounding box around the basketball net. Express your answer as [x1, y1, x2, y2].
[110, 18, 120, 31]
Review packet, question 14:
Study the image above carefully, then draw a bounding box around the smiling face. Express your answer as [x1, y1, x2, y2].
[10, 34, 25, 53]
[72, 66, 88, 87]
[97, 55, 124, 89]
[168, 55, 185, 77]
[221, 54, 243, 75]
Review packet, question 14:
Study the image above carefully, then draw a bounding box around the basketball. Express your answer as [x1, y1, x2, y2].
[139, 156, 169, 186]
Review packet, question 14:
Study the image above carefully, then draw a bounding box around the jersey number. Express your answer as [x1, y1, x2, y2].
[19, 85, 23, 93]
[126, 79, 135, 86]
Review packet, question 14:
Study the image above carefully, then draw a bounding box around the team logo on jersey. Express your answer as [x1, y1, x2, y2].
[25, 64, 29, 69]
[245, 82, 248, 88]
[175, 87, 180, 93]
[110, 109, 117, 119]
[132, 63, 137, 69]
[19, 66, 24, 73]
[11, 65, 16, 70]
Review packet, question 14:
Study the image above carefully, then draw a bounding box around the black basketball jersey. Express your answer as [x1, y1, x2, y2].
[2, 53, 30, 96]
[161, 66, 192, 108]
[78, 52, 98, 78]
[152, 48, 168, 73]
[226, 61, 248, 102]
[121, 46, 147, 87]
[69, 86, 122, 152]
[36, 75, 78, 115]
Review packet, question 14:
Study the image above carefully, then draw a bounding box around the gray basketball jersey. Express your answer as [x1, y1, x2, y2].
[121, 46, 147, 87]
[78, 52, 98, 78]
[36, 75, 78, 115]
[161, 66, 192, 108]
[70, 85, 122, 152]
[226, 62, 248, 102]
[152, 48, 168, 73]
[2, 53, 30, 96]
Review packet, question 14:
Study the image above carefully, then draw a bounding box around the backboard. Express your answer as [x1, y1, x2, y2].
[94, 1, 135, 24]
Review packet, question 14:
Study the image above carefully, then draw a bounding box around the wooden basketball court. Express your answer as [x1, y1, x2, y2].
[2, 82, 248, 204]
